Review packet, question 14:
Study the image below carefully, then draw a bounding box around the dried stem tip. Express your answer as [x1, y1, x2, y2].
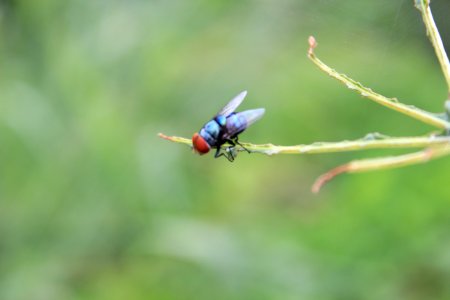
[308, 36, 317, 56]
[311, 164, 348, 193]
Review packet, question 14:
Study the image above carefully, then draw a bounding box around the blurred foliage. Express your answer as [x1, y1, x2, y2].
[0, 0, 450, 299]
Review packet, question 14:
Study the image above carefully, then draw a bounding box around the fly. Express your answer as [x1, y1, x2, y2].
[192, 91, 265, 161]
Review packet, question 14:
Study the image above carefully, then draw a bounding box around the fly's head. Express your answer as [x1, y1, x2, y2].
[192, 132, 211, 155]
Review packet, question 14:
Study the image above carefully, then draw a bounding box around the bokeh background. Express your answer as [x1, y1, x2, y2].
[1, 0, 450, 299]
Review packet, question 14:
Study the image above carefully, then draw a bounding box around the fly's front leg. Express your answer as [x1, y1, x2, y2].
[224, 139, 238, 161]
[214, 147, 234, 162]
[214, 139, 240, 162]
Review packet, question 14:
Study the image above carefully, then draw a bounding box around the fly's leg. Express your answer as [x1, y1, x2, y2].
[225, 139, 241, 161]
[225, 148, 235, 162]
[214, 147, 234, 162]
[224, 139, 238, 161]
[213, 139, 240, 162]
[225, 139, 236, 147]
[225, 146, 238, 161]
[214, 147, 224, 159]
[234, 137, 250, 154]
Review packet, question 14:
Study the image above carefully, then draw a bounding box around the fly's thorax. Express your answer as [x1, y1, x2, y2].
[215, 115, 226, 126]
[204, 120, 221, 136]
[199, 120, 221, 146]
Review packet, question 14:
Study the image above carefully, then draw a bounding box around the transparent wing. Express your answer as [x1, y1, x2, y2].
[224, 108, 265, 138]
[237, 108, 265, 128]
[216, 90, 247, 117]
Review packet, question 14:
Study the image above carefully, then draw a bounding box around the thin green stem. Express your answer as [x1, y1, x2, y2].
[307, 36, 450, 130]
[159, 133, 450, 155]
[415, 0, 450, 94]
[312, 145, 450, 193]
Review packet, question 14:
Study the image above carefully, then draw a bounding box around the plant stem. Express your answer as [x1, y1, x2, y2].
[159, 133, 450, 155]
[307, 36, 450, 130]
[312, 145, 450, 193]
[415, 0, 450, 95]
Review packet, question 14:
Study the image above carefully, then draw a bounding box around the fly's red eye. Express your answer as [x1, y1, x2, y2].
[192, 133, 210, 154]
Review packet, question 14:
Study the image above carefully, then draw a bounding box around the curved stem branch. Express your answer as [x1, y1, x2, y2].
[312, 145, 450, 193]
[307, 36, 450, 130]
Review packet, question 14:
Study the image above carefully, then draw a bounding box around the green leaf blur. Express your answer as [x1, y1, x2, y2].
[0, 0, 449, 299]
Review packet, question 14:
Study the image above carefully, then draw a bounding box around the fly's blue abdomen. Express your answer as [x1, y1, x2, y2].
[224, 113, 247, 138]
[223, 109, 265, 140]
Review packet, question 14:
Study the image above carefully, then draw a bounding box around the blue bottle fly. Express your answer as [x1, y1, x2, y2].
[192, 91, 265, 161]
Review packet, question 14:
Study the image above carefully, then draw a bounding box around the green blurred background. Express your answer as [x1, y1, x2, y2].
[1, 0, 450, 299]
